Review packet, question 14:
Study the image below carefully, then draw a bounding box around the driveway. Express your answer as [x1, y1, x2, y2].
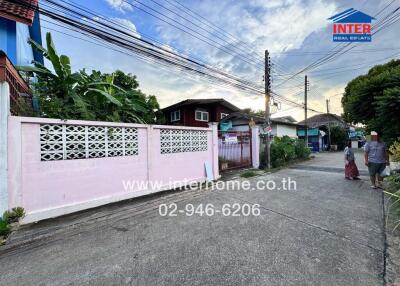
[0, 151, 384, 286]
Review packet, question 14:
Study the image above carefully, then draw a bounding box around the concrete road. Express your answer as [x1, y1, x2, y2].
[0, 151, 384, 286]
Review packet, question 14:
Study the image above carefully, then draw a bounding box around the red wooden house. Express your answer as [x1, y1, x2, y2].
[162, 98, 240, 127]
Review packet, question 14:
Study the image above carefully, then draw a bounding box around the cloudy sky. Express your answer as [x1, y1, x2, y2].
[40, 0, 400, 121]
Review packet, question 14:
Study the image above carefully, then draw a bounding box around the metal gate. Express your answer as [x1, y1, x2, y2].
[218, 131, 252, 171]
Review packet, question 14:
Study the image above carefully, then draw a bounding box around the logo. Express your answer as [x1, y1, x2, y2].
[328, 8, 375, 42]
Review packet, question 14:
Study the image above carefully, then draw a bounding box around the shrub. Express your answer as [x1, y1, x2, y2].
[385, 175, 400, 231]
[295, 139, 311, 159]
[387, 174, 400, 193]
[270, 136, 305, 168]
[3, 207, 25, 224]
[389, 140, 400, 162]
[0, 220, 11, 237]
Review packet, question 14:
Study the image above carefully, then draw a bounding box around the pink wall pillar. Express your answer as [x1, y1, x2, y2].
[251, 126, 260, 169]
[208, 122, 220, 180]
[0, 82, 10, 216]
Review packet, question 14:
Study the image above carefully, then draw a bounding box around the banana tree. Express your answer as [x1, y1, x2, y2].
[17, 32, 146, 122]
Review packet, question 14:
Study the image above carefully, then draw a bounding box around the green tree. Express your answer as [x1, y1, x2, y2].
[342, 59, 400, 144]
[242, 108, 265, 117]
[17, 32, 164, 124]
[330, 126, 348, 150]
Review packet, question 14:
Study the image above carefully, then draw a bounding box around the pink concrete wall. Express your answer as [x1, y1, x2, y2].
[8, 117, 218, 223]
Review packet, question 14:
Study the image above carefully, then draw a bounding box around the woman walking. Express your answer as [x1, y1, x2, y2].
[344, 140, 360, 180]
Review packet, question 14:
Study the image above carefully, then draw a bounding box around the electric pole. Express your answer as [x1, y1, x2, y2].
[326, 99, 331, 149]
[326, 98, 330, 113]
[264, 50, 271, 169]
[304, 75, 308, 147]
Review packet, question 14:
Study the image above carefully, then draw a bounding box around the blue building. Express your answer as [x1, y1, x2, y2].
[0, 0, 43, 66]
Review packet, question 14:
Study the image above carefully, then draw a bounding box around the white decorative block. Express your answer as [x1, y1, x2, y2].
[40, 124, 138, 161]
[160, 129, 208, 154]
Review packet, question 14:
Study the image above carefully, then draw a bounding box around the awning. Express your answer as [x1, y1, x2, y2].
[297, 128, 320, 136]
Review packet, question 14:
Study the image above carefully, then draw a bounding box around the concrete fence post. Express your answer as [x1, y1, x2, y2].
[208, 122, 219, 180]
[0, 82, 10, 217]
[147, 125, 153, 183]
[251, 126, 260, 169]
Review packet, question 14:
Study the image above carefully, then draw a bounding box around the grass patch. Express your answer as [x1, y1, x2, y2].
[240, 170, 259, 178]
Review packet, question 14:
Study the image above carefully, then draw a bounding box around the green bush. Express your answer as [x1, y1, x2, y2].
[0, 220, 11, 237]
[3, 207, 25, 224]
[389, 140, 400, 162]
[270, 136, 306, 168]
[295, 139, 311, 159]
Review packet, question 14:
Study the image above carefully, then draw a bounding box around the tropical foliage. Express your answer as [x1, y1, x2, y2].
[264, 136, 310, 168]
[342, 59, 400, 145]
[18, 32, 164, 124]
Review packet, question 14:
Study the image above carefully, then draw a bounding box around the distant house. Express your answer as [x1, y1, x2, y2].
[298, 113, 347, 129]
[297, 113, 348, 151]
[0, 0, 43, 66]
[161, 98, 240, 127]
[220, 112, 304, 138]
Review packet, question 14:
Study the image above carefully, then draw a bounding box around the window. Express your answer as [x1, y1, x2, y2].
[170, 110, 180, 122]
[221, 113, 229, 119]
[195, 110, 209, 122]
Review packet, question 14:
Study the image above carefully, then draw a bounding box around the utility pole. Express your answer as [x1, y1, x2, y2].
[326, 99, 331, 149]
[326, 98, 330, 113]
[304, 75, 308, 147]
[264, 50, 271, 169]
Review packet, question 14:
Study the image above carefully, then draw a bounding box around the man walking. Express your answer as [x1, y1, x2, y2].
[364, 131, 389, 189]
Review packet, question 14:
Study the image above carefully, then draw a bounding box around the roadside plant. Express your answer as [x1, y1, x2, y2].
[295, 139, 311, 159]
[269, 136, 310, 168]
[384, 174, 400, 232]
[3, 207, 25, 224]
[0, 219, 11, 237]
[389, 140, 400, 162]
[385, 191, 400, 232]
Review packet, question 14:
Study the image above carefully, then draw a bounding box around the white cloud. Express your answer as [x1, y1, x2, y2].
[105, 0, 133, 12]
[112, 18, 141, 38]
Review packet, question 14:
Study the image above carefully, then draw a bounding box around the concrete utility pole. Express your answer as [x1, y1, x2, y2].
[264, 50, 271, 169]
[326, 99, 331, 149]
[304, 75, 308, 147]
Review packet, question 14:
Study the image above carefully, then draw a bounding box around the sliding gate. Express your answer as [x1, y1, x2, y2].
[218, 131, 252, 170]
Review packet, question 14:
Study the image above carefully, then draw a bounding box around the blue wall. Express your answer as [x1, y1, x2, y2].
[0, 18, 17, 63]
[0, 12, 43, 66]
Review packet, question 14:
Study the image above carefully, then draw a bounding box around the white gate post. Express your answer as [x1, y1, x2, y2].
[208, 122, 220, 180]
[0, 82, 10, 217]
[251, 126, 260, 169]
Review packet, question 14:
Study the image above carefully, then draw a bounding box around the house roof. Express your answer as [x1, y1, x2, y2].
[328, 8, 375, 23]
[272, 115, 297, 123]
[220, 111, 304, 127]
[298, 113, 347, 128]
[0, 0, 38, 25]
[162, 98, 241, 112]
